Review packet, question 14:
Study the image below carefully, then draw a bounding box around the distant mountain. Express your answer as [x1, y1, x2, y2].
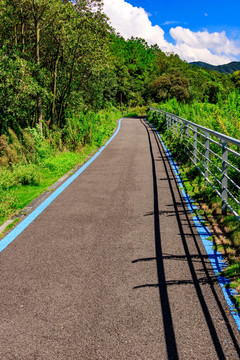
[189, 61, 240, 74]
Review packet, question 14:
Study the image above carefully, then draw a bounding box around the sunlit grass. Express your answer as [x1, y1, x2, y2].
[0, 108, 121, 226]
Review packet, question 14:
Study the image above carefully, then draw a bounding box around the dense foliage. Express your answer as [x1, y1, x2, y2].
[154, 92, 240, 139]
[0, 107, 121, 224]
[1, 0, 240, 225]
[0, 0, 239, 138]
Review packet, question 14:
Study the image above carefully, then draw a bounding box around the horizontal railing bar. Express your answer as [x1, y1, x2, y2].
[198, 166, 222, 197]
[179, 125, 205, 137]
[225, 161, 240, 174]
[187, 134, 195, 141]
[184, 127, 206, 137]
[225, 175, 240, 191]
[208, 148, 222, 160]
[226, 147, 240, 158]
[226, 189, 240, 207]
[195, 139, 205, 147]
[211, 162, 222, 174]
[187, 154, 222, 188]
[207, 170, 222, 187]
[188, 149, 195, 157]
[222, 200, 240, 221]
[194, 130, 206, 137]
[195, 148, 205, 157]
[196, 156, 206, 169]
[208, 138, 222, 147]
[188, 155, 222, 195]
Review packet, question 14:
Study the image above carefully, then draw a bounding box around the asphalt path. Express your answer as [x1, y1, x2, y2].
[1, 118, 240, 359]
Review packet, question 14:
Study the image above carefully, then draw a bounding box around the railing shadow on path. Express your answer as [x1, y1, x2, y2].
[132, 119, 240, 359]
[135, 119, 179, 360]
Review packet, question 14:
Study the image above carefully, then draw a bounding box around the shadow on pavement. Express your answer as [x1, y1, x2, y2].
[139, 120, 179, 360]
[135, 120, 240, 359]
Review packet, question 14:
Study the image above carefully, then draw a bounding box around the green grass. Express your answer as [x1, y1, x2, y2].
[0, 218, 20, 238]
[0, 108, 121, 226]
[0, 146, 95, 225]
[124, 105, 147, 117]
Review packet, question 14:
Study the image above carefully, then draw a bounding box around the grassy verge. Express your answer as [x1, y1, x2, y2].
[123, 105, 148, 117]
[147, 109, 240, 309]
[0, 148, 94, 225]
[0, 108, 121, 227]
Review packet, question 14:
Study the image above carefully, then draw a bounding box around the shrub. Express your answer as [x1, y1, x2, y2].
[165, 132, 189, 164]
[0, 164, 41, 188]
[147, 110, 166, 132]
[12, 164, 41, 185]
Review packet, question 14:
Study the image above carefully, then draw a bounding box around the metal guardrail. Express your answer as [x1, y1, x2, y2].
[149, 107, 240, 220]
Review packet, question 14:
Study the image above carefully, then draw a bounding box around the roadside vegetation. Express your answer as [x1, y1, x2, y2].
[0, 107, 121, 226]
[147, 109, 240, 308]
[154, 91, 240, 139]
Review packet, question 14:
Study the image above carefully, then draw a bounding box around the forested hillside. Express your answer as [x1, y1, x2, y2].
[1, 0, 240, 226]
[190, 61, 240, 75]
[1, 0, 239, 137]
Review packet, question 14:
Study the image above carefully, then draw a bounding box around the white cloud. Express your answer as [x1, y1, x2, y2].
[102, 0, 240, 65]
[161, 20, 181, 26]
[170, 27, 240, 55]
[103, 0, 174, 53]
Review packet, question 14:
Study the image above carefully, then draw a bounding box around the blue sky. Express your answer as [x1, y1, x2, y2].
[103, 0, 240, 65]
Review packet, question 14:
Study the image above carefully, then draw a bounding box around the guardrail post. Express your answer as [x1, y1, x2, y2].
[193, 126, 197, 165]
[180, 121, 183, 137]
[170, 115, 173, 132]
[175, 117, 178, 135]
[204, 132, 210, 180]
[177, 119, 180, 135]
[185, 122, 189, 137]
[221, 140, 228, 215]
[166, 114, 170, 130]
[161, 112, 164, 124]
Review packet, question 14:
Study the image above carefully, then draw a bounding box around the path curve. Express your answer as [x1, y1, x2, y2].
[1, 118, 240, 359]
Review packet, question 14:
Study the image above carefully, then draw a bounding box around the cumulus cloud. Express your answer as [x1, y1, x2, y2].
[102, 0, 174, 53]
[170, 27, 240, 55]
[102, 0, 240, 65]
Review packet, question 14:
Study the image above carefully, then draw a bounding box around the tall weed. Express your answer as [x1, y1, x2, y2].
[155, 90, 240, 139]
[0, 106, 121, 225]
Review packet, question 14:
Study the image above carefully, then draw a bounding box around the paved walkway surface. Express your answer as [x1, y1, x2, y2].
[1, 118, 240, 359]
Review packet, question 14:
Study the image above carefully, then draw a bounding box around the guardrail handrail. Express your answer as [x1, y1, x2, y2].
[149, 107, 240, 221]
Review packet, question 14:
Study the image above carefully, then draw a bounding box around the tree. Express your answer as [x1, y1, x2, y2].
[0, 0, 110, 133]
[149, 72, 190, 103]
[231, 71, 240, 88]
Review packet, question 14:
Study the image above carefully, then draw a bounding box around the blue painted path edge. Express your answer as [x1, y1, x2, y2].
[0, 119, 122, 253]
[147, 120, 240, 332]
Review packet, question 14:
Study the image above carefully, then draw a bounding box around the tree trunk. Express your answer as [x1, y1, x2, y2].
[52, 51, 59, 126]
[21, 22, 24, 53]
[20, 6, 25, 54]
[14, 24, 17, 46]
[35, 17, 43, 133]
